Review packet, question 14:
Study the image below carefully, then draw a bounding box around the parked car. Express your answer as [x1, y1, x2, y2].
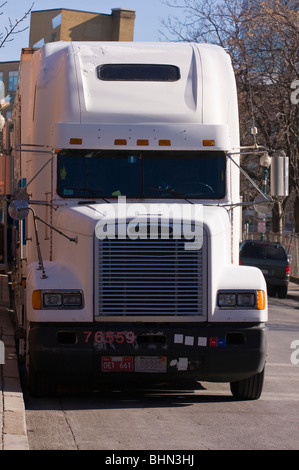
[239, 240, 290, 298]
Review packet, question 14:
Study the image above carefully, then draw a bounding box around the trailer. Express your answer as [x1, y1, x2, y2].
[2, 41, 268, 398]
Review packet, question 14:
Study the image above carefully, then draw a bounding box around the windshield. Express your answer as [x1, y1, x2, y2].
[240, 243, 287, 261]
[57, 150, 226, 199]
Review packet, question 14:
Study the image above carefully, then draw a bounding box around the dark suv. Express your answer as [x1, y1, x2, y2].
[239, 240, 290, 298]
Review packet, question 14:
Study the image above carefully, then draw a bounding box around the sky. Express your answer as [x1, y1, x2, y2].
[0, 0, 185, 61]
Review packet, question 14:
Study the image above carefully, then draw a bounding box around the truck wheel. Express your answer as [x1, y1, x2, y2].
[28, 361, 57, 397]
[277, 286, 288, 299]
[230, 367, 265, 400]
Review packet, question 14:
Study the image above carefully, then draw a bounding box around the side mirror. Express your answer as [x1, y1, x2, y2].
[8, 199, 30, 220]
[253, 193, 273, 215]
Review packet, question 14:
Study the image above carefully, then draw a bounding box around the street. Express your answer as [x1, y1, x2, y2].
[22, 285, 299, 450]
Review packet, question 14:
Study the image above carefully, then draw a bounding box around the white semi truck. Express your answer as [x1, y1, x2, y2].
[2, 41, 268, 398]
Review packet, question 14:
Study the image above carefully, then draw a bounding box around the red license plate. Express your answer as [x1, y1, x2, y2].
[101, 356, 133, 372]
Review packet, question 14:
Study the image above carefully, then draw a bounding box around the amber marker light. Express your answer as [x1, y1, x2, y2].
[69, 138, 82, 144]
[114, 139, 127, 145]
[203, 140, 215, 146]
[32, 290, 42, 310]
[256, 290, 266, 310]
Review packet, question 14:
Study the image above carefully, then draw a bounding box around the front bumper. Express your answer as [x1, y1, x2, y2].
[28, 321, 267, 386]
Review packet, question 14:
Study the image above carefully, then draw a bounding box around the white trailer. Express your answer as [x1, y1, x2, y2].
[3, 41, 268, 398]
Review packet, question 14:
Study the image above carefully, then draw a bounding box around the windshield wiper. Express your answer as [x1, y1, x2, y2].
[148, 187, 185, 196]
[64, 187, 110, 203]
[147, 187, 194, 204]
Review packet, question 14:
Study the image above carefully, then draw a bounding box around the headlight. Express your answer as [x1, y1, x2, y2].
[32, 290, 83, 309]
[217, 290, 265, 310]
[237, 292, 255, 307]
[218, 293, 236, 307]
[62, 292, 83, 306]
[43, 293, 63, 307]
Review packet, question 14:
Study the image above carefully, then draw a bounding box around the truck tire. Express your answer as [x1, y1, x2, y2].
[277, 286, 288, 299]
[230, 367, 265, 400]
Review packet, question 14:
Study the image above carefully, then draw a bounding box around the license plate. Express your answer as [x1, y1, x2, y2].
[102, 356, 133, 372]
[135, 356, 167, 373]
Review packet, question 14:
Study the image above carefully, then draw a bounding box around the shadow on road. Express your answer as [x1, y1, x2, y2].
[22, 374, 235, 411]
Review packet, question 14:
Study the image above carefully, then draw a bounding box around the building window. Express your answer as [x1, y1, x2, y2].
[33, 38, 45, 49]
[52, 13, 62, 29]
[8, 71, 18, 92]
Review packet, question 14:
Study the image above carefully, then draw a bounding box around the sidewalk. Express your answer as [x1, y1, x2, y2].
[0, 275, 28, 450]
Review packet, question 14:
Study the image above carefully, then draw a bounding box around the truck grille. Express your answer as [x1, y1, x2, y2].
[96, 237, 205, 316]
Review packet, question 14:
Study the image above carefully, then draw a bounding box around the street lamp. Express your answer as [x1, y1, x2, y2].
[259, 152, 271, 240]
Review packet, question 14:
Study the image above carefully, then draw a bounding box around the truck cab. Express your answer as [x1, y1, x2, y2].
[3, 42, 267, 398]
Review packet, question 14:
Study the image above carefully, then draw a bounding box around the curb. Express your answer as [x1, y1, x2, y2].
[288, 278, 299, 300]
[0, 275, 29, 451]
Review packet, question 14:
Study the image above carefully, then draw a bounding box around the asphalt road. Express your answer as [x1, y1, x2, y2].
[23, 285, 299, 451]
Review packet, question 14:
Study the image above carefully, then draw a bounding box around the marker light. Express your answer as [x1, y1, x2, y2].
[256, 290, 266, 310]
[32, 290, 42, 309]
[69, 138, 82, 145]
[114, 139, 127, 145]
[137, 139, 149, 146]
[159, 140, 171, 146]
[203, 140, 215, 146]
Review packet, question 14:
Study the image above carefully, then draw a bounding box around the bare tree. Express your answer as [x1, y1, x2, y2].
[161, 0, 299, 232]
[0, 1, 34, 49]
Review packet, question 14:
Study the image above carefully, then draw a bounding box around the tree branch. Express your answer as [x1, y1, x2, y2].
[0, 2, 34, 49]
